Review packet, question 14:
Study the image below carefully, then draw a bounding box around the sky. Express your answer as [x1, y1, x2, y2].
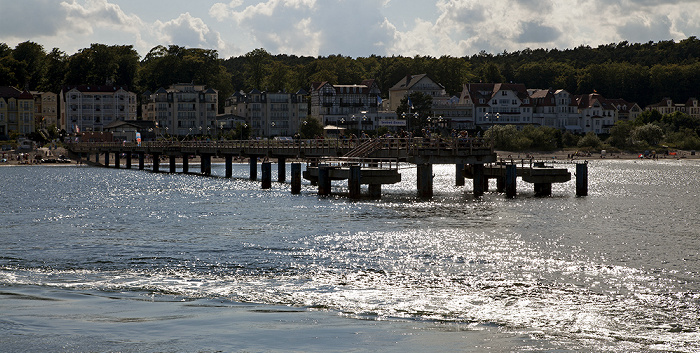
[1, 0, 700, 60]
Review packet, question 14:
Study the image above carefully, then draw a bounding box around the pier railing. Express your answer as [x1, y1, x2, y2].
[68, 137, 493, 157]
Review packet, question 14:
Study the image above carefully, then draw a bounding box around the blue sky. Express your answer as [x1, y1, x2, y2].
[1, 0, 699, 59]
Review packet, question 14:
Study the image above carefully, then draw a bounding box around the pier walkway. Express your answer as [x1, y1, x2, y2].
[67, 138, 587, 198]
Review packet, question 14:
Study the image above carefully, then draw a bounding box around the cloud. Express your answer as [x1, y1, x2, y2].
[517, 22, 562, 43]
[0, 0, 69, 38]
[210, 0, 393, 57]
[61, 0, 144, 35]
[155, 13, 226, 51]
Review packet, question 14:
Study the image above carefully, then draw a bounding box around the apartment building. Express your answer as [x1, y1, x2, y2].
[224, 89, 308, 137]
[388, 74, 448, 112]
[310, 80, 381, 127]
[31, 91, 58, 129]
[463, 83, 534, 129]
[61, 85, 137, 133]
[0, 86, 34, 137]
[645, 97, 700, 119]
[141, 83, 218, 136]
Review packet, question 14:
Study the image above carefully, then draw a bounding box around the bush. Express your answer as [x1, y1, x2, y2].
[577, 132, 602, 150]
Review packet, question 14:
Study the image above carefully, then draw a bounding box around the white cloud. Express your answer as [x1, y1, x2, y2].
[154, 13, 226, 52]
[61, 0, 143, 35]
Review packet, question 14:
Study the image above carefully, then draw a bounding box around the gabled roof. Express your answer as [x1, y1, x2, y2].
[466, 83, 531, 106]
[204, 88, 217, 94]
[0, 86, 32, 99]
[389, 74, 444, 91]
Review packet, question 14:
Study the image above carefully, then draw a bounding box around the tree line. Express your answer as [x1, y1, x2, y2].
[2, 37, 700, 111]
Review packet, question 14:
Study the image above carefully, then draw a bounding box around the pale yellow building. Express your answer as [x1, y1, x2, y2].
[0, 86, 35, 137]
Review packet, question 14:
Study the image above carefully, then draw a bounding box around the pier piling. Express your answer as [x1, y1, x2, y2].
[417, 164, 433, 198]
[261, 162, 272, 189]
[576, 162, 588, 197]
[505, 164, 517, 198]
[291, 163, 302, 194]
[472, 164, 484, 197]
[349, 165, 361, 199]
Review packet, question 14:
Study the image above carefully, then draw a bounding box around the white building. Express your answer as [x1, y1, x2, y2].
[310, 80, 381, 127]
[224, 89, 308, 137]
[141, 83, 218, 136]
[61, 85, 137, 133]
[463, 83, 534, 129]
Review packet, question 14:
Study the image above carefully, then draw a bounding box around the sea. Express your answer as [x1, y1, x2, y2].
[1, 158, 698, 352]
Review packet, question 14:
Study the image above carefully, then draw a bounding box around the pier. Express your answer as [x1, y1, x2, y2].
[68, 138, 588, 198]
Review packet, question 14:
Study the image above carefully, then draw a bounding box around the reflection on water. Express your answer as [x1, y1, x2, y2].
[1, 160, 699, 352]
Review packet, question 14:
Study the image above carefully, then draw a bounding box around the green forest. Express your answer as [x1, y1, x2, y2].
[2, 38, 700, 150]
[3, 38, 700, 108]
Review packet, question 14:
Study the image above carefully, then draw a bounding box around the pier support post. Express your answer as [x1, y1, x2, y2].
[249, 156, 258, 180]
[505, 164, 517, 198]
[104, 153, 110, 168]
[369, 184, 382, 199]
[169, 155, 177, 173]
[261, 162, 272, 189]
[225, 155, 233, 178]
[201, 154, 212, 176]
[576, 162, 588, 197]
[472, 164, 485, 197]
[152, 154, 160, 172]
[318, 164, 331, 196]
[496, 177, 505, 193]
[125, 152, 132, 169]
[278, 158, 286, 183]
[349, 165, 361, 199]
[182, 154, 189, 174]
[96, 153, 100, 164]
[534, 183, 552, 197]
[456, 164, 465, 186]
[138, 153, 144, 170]
[417, 163, 433, 198]
[291, 163, 302, 194]
[114, 153, 120, 168]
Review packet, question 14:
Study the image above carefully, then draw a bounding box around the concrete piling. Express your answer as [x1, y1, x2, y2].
[291, 163, 302, 194]
[576, 162, 588, 197]
[456, 164, 465, 186]
[278, 158, 286, 183]
[505, 164, 517, 198]
[417, 164, 433, 198]
[261, 162, 272, 189]
[349, 165, 361, 199]
[472, 164, 484, 197]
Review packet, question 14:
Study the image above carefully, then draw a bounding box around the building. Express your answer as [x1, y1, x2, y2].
[224, 89, 308, 137]
[61, 85, 137, 133]
[141, 83, 218, 137]
[431, 92, 475, 130]
[574, 93, 619, 134]
[463, 83, 534, 130]
[607, 98, 642, 122]
[645, 97, 700, 119]
[310, 80, 381, 127]
[388, 74, 448, 112]
[31, 91, 58, 130]
[0, 86, 35, 137]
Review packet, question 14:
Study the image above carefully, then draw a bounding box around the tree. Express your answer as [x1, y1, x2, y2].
[395, 91, 432, 133]
[632, 123, 664, 146]
[577, 131, 603, 150]
[607, 120, 635, 149]
[12, 41, 46, 89]
[244, 48, 271, 89]
[299, 117, 323, 138]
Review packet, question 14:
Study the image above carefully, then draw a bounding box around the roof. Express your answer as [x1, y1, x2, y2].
[466, 83, 531, 106]
[389, 74, 444, 91]
[0, 86, 33, 99]
[63, 85, 131, 93]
